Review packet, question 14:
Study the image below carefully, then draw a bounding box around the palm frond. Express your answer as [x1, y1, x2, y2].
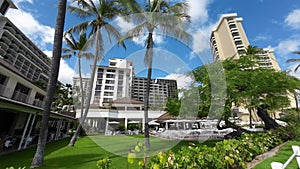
[119, 22, 147, 43]
[287, 58, 300, 63]
[293, 51, 300, 55]
[66, 21, 90, 34]
[295, 64, 300, 72]
[103, 23, 126, 49]
[67, 5, 92, 18]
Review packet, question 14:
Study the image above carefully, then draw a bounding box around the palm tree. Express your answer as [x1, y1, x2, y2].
[62, 32, 94, 145]
[31, 0, 67, 168]
[63, 32, 92, 116]
[119, 0, 191, 149]
[66, 0, 125, 146]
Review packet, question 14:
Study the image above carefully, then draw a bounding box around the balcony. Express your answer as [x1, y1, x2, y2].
[230, 28, 239, 33]
[0, 84, 45, 108]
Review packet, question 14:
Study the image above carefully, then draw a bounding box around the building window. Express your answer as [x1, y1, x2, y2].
[94, 91, 101, 96]
[105, 80, 115, 84]
[104, 86, 114, 90]
[106, 74, 115, 78]
[103, 98, 113, 103]
[0, 74, 7, 85]
[110, 62, 116, 66]
[95, 85, 102, 90]
[12, 83, 30, 103]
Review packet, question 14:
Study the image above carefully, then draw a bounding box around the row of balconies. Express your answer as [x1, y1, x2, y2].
[4, 23, 50, 65]
[0, 30, 49, 81]
[0, 83, 45, 108]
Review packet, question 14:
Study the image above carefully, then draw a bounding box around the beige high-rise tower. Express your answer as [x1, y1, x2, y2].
[210, 13, 280, 71]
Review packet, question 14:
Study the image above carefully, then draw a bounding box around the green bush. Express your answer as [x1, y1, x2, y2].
[146, 130, 285, 169]
[96, 157, 111, 169]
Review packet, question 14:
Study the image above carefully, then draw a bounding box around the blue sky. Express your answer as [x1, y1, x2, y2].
[5, 0, 300, 88]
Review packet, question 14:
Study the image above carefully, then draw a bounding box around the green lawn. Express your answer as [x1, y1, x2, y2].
[0, 135, 217, 169]
[253, 138, 300, 169]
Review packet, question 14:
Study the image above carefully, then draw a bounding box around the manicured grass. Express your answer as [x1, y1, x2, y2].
[0, 135, 218, 169]
[253, 138, 300, 169]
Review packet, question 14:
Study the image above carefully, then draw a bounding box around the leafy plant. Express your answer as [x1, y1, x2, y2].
[96, 157, 111, 169]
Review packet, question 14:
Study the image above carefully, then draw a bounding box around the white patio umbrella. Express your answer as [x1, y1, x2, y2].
[128, 120, 140, 124]
[149, 120, 159, 125]
[108, 121, 120, 124]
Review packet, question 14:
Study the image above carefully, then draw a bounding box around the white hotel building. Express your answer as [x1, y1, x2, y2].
[73, 58, 178, 134]
[210, 13, 295, 122]
[0, 0, 74, 151]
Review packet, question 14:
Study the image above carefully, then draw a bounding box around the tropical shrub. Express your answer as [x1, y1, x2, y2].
[146, 130, 284, 169]
[96, 157, 111, 169]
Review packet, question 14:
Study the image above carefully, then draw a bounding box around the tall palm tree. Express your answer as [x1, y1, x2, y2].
[62, 32, 94, 145]
[63, 32, 92, 116]
[119, 0, 191, 149]
[66, 0, 125, 146]
[31, 0, 67, 168]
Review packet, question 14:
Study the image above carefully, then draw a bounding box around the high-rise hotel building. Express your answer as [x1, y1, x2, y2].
[0, 0, 74, 151]
[210, 13, 296, 119]
[131, 77, 177, 108]
[73, 58, 177, 108]
[210, 13, 280, 70]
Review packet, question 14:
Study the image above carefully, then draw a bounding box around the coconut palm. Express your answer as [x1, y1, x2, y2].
[119, 0, 191, 149]
[31, 0, 67, 167]
[63, 32, 93, 116]
[66, 0, 125, 146]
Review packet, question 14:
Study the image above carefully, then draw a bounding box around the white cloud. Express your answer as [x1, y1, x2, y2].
[163, 73, 193, 89]
[6, 3, 55, 50]
[275, 38, 300, 56]
[285, 9, 300, 30]
[43, 50, 52, 58]
[252, 35, 271, 42]
[58, 59, 78, 85]
[115, 16, 135, 33]
[191, 28, 209, 53]
[13, 0, 33, 4]
[187, 0, 212, 24]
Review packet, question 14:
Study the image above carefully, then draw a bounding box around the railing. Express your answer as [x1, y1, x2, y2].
[0, 84, 45, 108]
[271, 146, 300, 169]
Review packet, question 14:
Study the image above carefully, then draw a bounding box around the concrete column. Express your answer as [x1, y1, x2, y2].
[142, 117, 145, 132]
[165, 122, 168, 130]
[18, 113, 32, 150]
[27, 90, 36, 105]
[55, 120, 62, 140]
[3, 78, 17, 98]
[105, 118, 109, 135]
[124, 118, 128, 131]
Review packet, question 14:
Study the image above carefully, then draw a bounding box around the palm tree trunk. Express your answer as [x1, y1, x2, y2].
[68, 57, 84, 146]
[144, 32, 154, 150]
[79, 58, 84, 118]
[31, 0, 66, 167]
[69, 27, 100, 146]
